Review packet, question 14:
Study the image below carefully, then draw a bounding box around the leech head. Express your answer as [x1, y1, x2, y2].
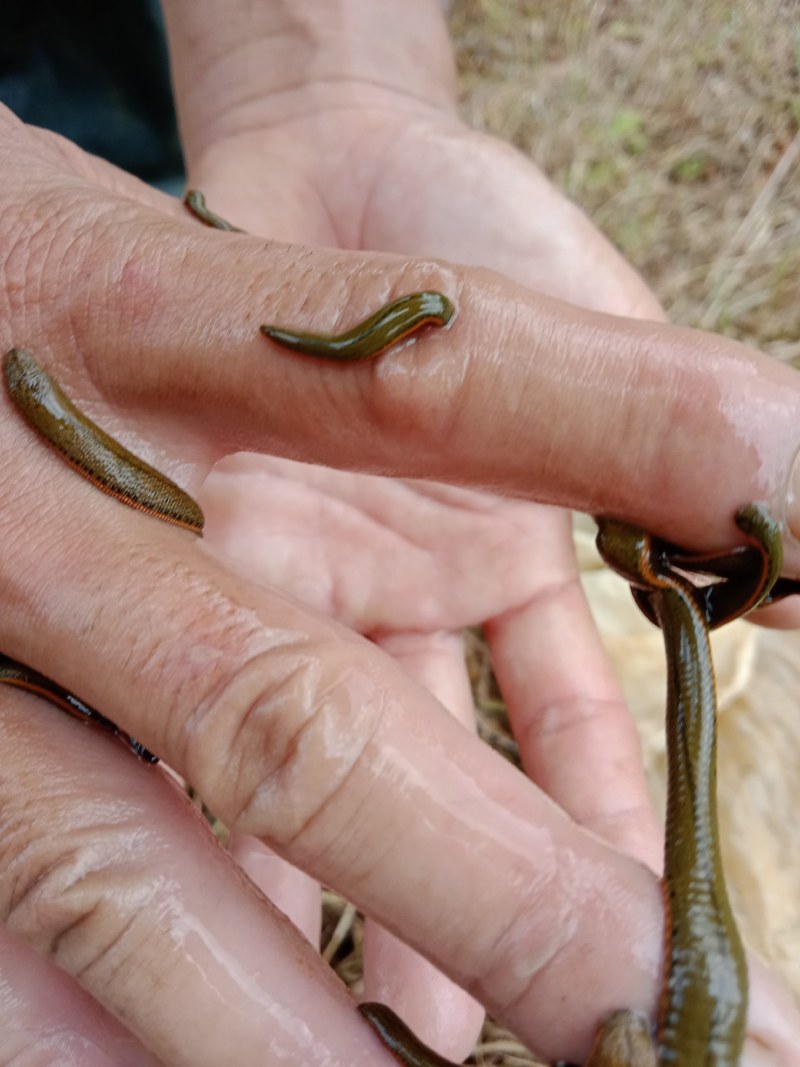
[595, 517, 652, 586]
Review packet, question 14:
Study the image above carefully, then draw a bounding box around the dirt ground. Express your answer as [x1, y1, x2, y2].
[450, 0, 800, 347]
[323, 3, 800, 1063]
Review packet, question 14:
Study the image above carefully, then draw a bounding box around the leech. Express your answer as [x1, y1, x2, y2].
[260, 291, 457, 361]
[184, 188, 243, 232]
[358, 1004, 461, 1067]
[0, 655, 157, 763]
[2, 348, 206, 761]
[630, 502, 788, 629]
[4, 348, 204, 533]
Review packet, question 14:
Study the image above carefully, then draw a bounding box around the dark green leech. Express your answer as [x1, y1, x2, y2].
[260, 291, 456, 361]
[183, 189, 456, 361]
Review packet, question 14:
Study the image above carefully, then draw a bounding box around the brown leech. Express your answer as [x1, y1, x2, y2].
[0, 655, 158, 763]
[4, 349, 204, 533]
[2, 348, 206, 761]
[592, 504, 789, 1067]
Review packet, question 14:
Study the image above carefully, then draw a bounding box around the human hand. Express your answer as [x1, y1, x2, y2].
[170, 3, 666, 1046]
[2, 13, 800, 1067]
[167, 0, 800, 1059]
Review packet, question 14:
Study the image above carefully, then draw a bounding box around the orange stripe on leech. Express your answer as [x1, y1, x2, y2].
[0, 675, 82, 720]
[53, 447, 203, 534]
[636, 538, 672, 592]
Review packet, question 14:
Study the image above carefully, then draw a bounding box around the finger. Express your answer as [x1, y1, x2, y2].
[5, 108, 800, 569]
[1, 411, 797, 1064]
[746, 954, 800, 1067]
[228, 832, 321, 946]
[484, 509, 663, 871]
[365, 631, 484, 1062]
[199, 456, 660, 863]
[200, 456, 482, 1055]
[204, 463, 482, 1054]
[362, 924, 483, 1064]
[0, 922, 160, 1067]
[746, 595, 800, 629]
[0, 686, 395, 1067]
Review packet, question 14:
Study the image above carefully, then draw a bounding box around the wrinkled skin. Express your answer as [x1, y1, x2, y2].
[0, 2, 799, 1065]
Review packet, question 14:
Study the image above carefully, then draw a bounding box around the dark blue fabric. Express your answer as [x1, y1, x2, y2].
[0, 0, 183, 182]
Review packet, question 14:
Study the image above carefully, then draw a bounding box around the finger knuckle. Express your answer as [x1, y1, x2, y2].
[180, 626, 386, 856]
[477, 878, 573, 1012]
[1, 820, 153, 984]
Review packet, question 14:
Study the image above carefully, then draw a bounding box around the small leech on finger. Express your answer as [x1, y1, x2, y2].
[183, 188, 457, 361]
[0, 656, 158, 763]
[260, 291, 457, 361]
[2, 347, 207, 762]
[184, 188, 244, 233]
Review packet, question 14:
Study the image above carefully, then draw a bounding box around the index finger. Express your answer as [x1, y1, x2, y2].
[6, 171, 800, 573]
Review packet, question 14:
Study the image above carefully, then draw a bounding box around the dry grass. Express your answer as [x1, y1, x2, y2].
[450, 0, 800, 352]
[322, 4, 800, 1063]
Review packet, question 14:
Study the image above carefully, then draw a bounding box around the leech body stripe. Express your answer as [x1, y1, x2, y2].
[0, 656, 158, 763]
[3, 348, 204, 533]
[260, 291, 456, 361]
